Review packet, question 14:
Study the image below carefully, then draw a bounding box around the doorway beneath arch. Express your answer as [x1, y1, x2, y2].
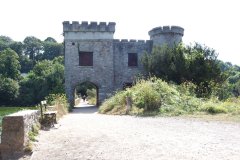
[74, 81, 99, 107]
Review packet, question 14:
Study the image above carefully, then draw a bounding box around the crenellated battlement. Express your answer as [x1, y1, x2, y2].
[113, 39, 151, 44]
[148, 26, 184, 37]
[63, 21, 116, 32]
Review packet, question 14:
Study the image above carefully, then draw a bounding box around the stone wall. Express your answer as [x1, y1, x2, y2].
[0, 110, 40, 159]
[113, 39, 152, 89]
[64, 39, 114, 106]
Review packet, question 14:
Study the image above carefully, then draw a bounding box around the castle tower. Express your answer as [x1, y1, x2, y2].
[63, 21, 116, 108]
[148, 26, 184, 47]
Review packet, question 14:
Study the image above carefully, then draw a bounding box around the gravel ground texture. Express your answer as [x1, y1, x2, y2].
[31, 104, 240, 160]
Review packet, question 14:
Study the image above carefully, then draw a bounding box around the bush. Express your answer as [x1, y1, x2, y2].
[219, 97, 240, 114]
[99, 77, 240, 116]
[131, 79, 162, 111]
[86, 89, 96, 105]
[45, 94, 68, 117]
[0, 75, 19, 105]
[100, 78, 195, 115]
[200, 98, 228, 114]
[18, 58, 64, 106]
[205, 105, 227, 114]
[99, 90, 126, 114]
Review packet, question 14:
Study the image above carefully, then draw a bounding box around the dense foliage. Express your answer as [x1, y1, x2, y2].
[99, 78, 240, 116]
[45, 94, 69, 117]
[0, 48, 21, 80]
[142, 43, 230, 98]
[0, 35, 64, 106]
[0, 48, 21, 105]
[101, 43, 239, 116]
[0, 75, 19, 105]
[0, 35, 63, 73]
[18, 58, 65, 105]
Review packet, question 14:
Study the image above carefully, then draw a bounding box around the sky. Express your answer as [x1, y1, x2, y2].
[0, 0, 239, 65]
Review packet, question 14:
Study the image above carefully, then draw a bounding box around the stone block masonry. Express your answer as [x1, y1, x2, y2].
[0, 110, 40, 159]
[63, 21, 184, 107]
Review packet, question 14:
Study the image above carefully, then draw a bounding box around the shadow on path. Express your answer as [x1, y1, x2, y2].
[72, 102, 98, 114]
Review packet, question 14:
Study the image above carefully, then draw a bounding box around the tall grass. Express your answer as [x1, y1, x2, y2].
[45, 94, 68, 118]
[99, 78, 240, 116]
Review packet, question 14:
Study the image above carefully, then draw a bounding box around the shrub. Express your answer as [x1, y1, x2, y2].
[24, 142, 33, 153]
[99, 77, 240, 116]
[200, 99, 228, 114]
[99, 90, 126, 114]
[205, 105, 227, 114]
[45, 94, 68, 117]
[131, 79, 162, 111]
[86, 88, 96, 105]
[0, 75, 19, 105]
[100, 78, 185, 115]
[219, 97, 240, 114]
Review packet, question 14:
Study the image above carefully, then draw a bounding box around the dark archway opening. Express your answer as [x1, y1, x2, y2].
[74, 81, 99, 107]
[123, 82, 133, 90]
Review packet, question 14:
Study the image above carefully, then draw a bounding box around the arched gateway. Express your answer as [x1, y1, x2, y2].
[63, 21, 184, 108]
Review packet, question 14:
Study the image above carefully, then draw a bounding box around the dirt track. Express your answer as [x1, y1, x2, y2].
[31, 104, 240, 160]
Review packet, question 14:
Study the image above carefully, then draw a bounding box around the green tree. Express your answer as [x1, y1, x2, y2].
[0, 75, 19, 105]
[0, 48, 21, 80]
[233, 80, 240, 96]
[44, 37, 57, 43]
[41, 41, 63, 60]
[0, 40, 8, 51]
[0, 36, 13, 51]
[142, 43, 223, 97]
[19, 57, 64, 105]
[23, 36, 42, 60]
[19, 55, 34, 73]
[186, 43, 222, 84]
[53, 56, 64, 65]
[0, 36, 13, 45]
[9, 41, 24, 56]
[142, 44, 187, 84]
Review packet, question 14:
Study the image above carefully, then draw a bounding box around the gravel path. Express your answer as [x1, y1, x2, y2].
[31, 104, 240, 160]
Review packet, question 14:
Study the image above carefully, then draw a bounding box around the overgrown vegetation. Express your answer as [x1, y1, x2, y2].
[0, 34, 239, 120]
[0, 35, 64, 106]
[99, 78, 240, 116]
[45, 94, 68, 118]
[100, 43, 239, 117]
[28, 123, 40, 142]
[18, 57, 65, 105]
[86, 89, 97, 105]
[26, 123, 41, 152]
[142, 43, 225, 98]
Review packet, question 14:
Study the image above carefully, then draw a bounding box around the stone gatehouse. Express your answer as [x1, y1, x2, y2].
[63, 21, 184, 107]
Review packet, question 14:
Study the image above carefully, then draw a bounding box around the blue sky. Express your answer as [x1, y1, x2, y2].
[1, 0, 239, 65]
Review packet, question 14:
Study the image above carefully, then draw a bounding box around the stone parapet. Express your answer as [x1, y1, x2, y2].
[148, 26, 184, 37]
[63, 21, 116, 33]
[0, 110, 40, 159]
[113, 39, 152, 45]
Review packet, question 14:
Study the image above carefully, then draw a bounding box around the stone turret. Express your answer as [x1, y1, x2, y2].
[148, 26, 184, 47]
[63, 21, 116, 40]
